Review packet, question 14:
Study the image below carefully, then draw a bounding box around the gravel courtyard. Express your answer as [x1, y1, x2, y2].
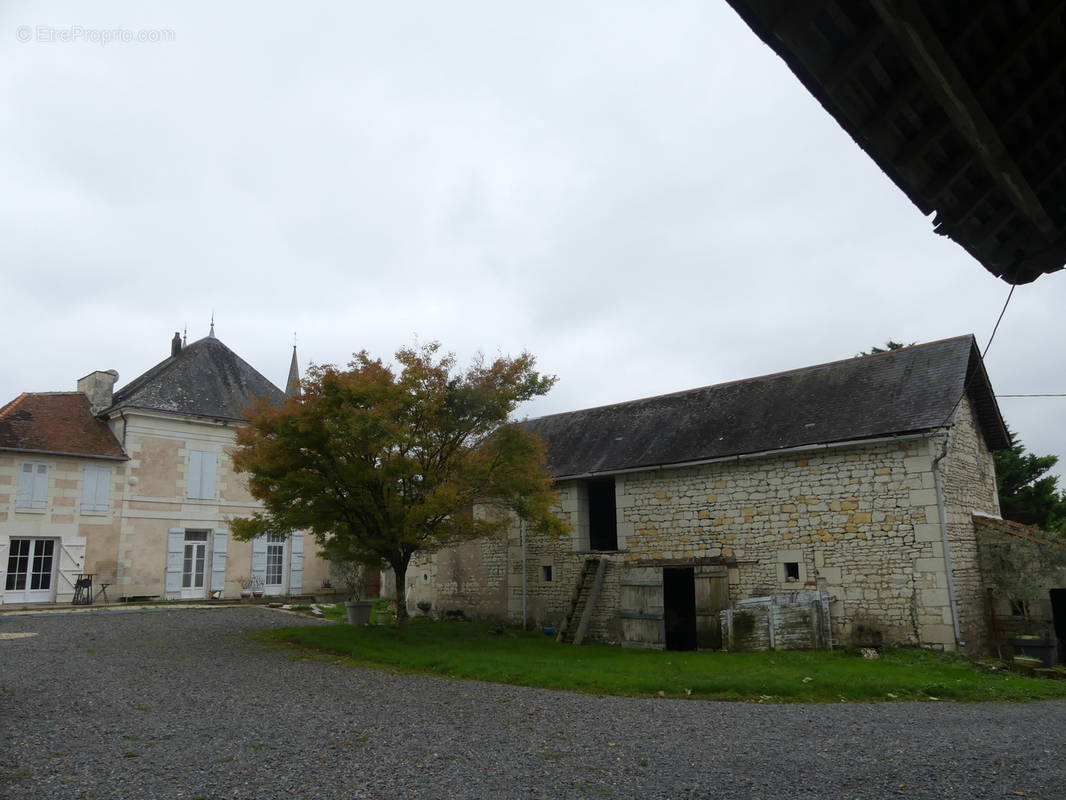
[2, 607, 1064, 800]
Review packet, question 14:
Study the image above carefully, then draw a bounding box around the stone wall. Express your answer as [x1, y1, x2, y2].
[423, 397, 1001, 650]
[938, 396, 1002, 650]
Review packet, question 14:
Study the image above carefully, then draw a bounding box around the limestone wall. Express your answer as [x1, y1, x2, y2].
[938, 396, 1003, 649]
[424, 400, 1003, 650]
[0, 452, 123, 603]
[113, 411, 328, 600]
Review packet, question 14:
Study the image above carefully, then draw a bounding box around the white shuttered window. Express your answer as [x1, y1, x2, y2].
[187, 450, 218, 499]
[81, 466, 112, 512]
[16, 462, 49, 509]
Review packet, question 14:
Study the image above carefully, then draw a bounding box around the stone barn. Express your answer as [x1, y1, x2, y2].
[408, 335, 1010, 652]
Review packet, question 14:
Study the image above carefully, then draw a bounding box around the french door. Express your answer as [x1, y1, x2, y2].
[5, 538, 57, 603]
[265, 533, 286, 595]
[181, 531, 208, 599]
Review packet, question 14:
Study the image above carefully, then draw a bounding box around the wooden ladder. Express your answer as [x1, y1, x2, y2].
[555, 556, 608, 645]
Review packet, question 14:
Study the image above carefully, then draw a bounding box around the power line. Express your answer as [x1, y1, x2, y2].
[998, 393, 1066, 398]
[939, 283, 1018, 429]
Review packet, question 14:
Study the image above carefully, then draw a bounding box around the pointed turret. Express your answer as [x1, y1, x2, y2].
[285, 345, 301, 397]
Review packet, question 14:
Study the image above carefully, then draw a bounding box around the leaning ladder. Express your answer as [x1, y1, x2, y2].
[555, 557, 607, 645]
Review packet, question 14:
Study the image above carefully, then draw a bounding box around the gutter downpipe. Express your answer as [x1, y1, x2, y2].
[932, 433, 964, 648]
[520, 518, 528, 631]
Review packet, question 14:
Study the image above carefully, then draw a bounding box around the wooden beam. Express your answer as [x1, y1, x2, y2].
[821, 24, 889, 92]
[869, 0, 1056, 234]
[975, 0, 1064, 97]
[770, 0, 825, 40]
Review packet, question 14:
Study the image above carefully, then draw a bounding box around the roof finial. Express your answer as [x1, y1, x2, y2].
[209, 311, 215, 339]
[182, 324, 187, 347]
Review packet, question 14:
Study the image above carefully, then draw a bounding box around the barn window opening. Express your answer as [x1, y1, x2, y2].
[587, 477, 618, 551]
[542, 565, 553, 582]
[784, 562, 800, 581]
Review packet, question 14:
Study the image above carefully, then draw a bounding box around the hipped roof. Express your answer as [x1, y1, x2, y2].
[524, 335, 1008, 479]
[108, 336, 284, 421]
[0, 393, 126, 460]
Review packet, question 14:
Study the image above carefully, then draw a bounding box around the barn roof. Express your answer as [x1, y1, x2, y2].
[523, 335, 1008, 478]
[0, 393, 126, 460]
[724, 0, 1066, 285]
[108, 335, 284, 421]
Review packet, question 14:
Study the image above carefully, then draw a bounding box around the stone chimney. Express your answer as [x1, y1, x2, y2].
[171, 332, 182, 357]
[77, 370, 120, 415]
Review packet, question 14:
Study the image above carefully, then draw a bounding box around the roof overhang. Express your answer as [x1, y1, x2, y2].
[725, 0, 1066, 284]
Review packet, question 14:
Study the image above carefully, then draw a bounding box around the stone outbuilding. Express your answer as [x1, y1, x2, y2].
[411, 335, 1010, 652]
[0, 328, 328, 605]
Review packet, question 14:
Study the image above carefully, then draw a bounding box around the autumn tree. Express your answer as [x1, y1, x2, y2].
[231, 343, 566, 627]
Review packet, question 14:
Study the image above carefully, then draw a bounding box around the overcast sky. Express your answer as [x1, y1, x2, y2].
[3, 2, 1064, 481]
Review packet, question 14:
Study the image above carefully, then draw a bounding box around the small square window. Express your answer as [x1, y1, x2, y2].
[784, 562, 800, 581]
[542, 565, 553, 582]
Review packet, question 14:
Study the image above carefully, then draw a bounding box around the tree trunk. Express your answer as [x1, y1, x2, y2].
[392, 558, 409, 630]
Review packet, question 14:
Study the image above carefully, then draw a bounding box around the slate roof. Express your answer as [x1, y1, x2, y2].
[523, 335, 1008, 479]
[0, 393, 126, 460]
[107, 336, 284, 421]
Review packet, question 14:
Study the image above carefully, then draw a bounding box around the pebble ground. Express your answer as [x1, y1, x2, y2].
[2, 607, 1064, 799]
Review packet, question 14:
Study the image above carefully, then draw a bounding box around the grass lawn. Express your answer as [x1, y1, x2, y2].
[259, 619, 1066, 703]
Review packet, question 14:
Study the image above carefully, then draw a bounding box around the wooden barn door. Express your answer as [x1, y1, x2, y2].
[694, 566, 729, 650]
[619, 567, 664, 649]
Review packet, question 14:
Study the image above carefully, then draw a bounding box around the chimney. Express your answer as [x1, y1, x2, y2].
[171, 332, 182, 357]
[77, 370, 120, 415]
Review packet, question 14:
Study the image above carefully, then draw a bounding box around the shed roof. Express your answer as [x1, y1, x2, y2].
[523, 335, 1008, 478]
[0, 393, 126, 460]
[108, 336, 284, 421]
[724, 0, 1066, 285]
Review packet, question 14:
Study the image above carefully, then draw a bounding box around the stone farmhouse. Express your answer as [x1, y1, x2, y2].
[0, 329, 329, 605]
[410, 335, 1011, 652]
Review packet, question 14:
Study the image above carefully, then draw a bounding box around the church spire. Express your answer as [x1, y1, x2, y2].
[285, 336, 300, 397]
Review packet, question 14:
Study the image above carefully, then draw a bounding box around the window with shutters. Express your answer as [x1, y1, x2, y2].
[81, 466, 112, 512]
[187, 450, 218, 500]
[16, 462, 49, 510]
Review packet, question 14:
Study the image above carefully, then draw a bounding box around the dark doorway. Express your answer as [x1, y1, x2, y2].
[587, 477, 617, 551]
[1051, 589, 1066, 664]
[663, 567, 697, 650]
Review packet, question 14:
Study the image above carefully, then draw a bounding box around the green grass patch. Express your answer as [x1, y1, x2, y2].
[257, 620, 1066, 703]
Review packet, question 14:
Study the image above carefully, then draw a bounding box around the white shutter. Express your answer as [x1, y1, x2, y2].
[32, 464, 48, 508]
[81, 467, 111, 512]
[187, 451, 202, 499]
[0, 539, 9, 602]
[289, 531, 304, 595]
[16, 463, 33, 507]
[201, 452, 218, 499]
[188, 451, 218, 499]
[165, 529, 185, 599]
[57, 540, 87, 601]
[211, 530, 228, 594]
[251, 536, 268, 588]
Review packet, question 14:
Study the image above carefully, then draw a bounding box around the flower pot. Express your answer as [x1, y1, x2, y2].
[345, 600, 373, 626]
[240, 589, 252, 601]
